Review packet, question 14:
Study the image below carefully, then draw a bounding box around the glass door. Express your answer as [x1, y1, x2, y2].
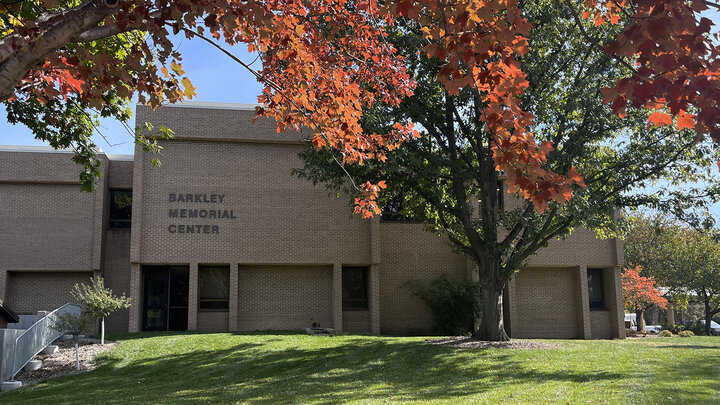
[143, 268, 169, 331]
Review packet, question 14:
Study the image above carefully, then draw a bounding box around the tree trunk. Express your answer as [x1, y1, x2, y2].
[636, 308, 646, 333]
[472, 283, 509, 341]
[666, 305, 675, 327]
[704, 301, 713, 336]
[101, 317, 105, 345]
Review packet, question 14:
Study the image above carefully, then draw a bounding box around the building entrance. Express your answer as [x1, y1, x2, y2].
[142, 266, 189, 331]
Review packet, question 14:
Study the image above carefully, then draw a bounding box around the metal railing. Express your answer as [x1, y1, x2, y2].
[10, 303, 81, 380]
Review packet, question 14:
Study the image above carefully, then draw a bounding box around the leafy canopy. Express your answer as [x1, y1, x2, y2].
[1, 0, 719, 215]
[71, 276, 131, 319]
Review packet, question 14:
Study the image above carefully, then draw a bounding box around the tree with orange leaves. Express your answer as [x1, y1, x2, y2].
[297, 2, 720, 340]
[622, 266, 668, 333]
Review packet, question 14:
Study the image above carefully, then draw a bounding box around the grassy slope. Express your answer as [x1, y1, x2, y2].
[3, 333, 719, 404]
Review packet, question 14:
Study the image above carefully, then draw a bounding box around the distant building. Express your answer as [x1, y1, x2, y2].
[0, 102, 625, 338]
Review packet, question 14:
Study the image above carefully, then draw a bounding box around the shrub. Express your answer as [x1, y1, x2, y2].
[659, 330, 673, 337]
[678, 330, 695, 338]
[72, 276, 131, 345]
[685, 321, 706, 336]
[406, 274, 481, 336]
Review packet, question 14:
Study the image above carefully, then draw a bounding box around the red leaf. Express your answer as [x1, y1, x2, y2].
[648, 111, 673, 127]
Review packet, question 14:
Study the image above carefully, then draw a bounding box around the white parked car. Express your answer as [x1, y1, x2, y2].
[624, 313, 662, 333]
[695, 320, 720, 336]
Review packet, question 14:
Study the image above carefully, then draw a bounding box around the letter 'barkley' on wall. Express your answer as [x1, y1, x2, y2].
[167, 192, 235, 234]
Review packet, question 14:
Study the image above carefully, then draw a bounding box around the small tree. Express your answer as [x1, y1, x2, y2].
[622, 266, 668, 333]
[51, 312, 95, 371]
[71, 277, 131, 345]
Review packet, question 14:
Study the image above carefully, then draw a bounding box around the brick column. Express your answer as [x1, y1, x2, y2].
[188, 263, 198, 331]
[128, 263, 142, 332]
[332, 263, 343, 332]
[229, 263, 239, 331]
[0, 269, 7, 301]
[369, 217, 381, 335]
[369, 264, 381, 334]
[607, 266, 626, 338]
[577, 265, 592, 339]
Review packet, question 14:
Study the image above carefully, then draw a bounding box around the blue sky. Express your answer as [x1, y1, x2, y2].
[0, 33, 263, 155]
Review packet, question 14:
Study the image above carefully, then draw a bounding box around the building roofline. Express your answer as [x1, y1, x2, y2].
[0, 145, 138, 159]
[107, 153, 134, 161]
[150, 101, 260, 111]
[0, 145, 77, 154]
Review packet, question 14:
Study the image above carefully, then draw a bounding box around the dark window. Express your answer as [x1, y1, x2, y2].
[109, 190, 132, 229]
[380, 195, 420, 223]
[342, 266, 369, 311]
[198, 265, 230, 311]
[587, 268, 606, 310]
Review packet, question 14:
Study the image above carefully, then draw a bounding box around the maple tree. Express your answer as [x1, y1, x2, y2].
[297, 2, 720, 340]
[622, 266, 668, 333]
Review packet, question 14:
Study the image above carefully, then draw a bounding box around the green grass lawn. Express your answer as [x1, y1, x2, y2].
[3, 333, 719, 404]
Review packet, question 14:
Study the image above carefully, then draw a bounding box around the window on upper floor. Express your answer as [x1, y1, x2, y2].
[342, 266, 369, 311]
[198, 265, 230, 311]
[109, 189, 132, 229]
[380, 195, 421, 223]
[587, 268, 606, 310]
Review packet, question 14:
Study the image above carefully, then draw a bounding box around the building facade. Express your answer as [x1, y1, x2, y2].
[0, 102, 626, 339]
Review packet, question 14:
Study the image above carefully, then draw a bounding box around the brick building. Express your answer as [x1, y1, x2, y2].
[0, 102, 626, 339]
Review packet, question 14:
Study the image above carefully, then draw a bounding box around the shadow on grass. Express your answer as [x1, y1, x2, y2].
[4, 333, 629, 404]
[652, 344, 720, 350]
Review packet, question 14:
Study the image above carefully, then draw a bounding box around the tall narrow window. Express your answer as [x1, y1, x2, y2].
[198, 265, 230, 311]
[109, 189, 132, 229]
[342, 266, 369, 311]
[587, 268, 606, 310]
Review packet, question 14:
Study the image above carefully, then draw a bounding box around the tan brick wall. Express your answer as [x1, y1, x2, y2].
[237, 265, 333, 330]
[6, 271, 91, 314]
[132, 140, 371, 265]
[197, 311, 229, 332]
[378, 223, 467, 335]
[590, 310, 612, 339]
[108, 160, 133, 189]
[343, 311, 370, 333]
[103, 230, 132, 333]
[510, 267, 581, 339]
[0, 183, 101, 271]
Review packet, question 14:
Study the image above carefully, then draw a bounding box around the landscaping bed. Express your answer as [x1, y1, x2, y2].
[13, 338, 116, 386]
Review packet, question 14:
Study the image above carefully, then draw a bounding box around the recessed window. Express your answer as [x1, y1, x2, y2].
[109, 189, 132, 229]
[198, 265, 229, 311]
[587, 268, 606, 310]
[342, 266, 369, 311]
[380, 195, 419, 223]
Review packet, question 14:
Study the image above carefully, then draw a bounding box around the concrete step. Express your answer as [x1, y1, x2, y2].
[1, 381, 22, 392]
[24, 360, 42, 371]
[42, 345, 59, 355]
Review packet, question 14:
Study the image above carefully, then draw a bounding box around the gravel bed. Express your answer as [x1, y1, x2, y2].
[13, 338, 116, 386]
[426, 336, 560, 349]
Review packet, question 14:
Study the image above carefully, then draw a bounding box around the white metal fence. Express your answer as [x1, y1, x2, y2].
[9, 303, 81, 380]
